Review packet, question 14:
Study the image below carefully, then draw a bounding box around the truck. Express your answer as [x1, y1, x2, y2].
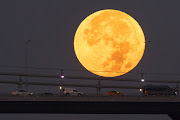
[63, 88, 83, 96]
[142, 85, 177, 96]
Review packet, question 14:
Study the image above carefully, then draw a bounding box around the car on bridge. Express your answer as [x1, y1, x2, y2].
[63, 88, 83, 96]
[11, 90, 33, 96]
[105, 90, 126, 96]
[40, 93, 56, 97]
[142, 85, 177, 96]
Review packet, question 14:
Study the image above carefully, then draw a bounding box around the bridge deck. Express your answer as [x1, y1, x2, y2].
[0, 96, 180, 119]
[0, 96, 179, 102]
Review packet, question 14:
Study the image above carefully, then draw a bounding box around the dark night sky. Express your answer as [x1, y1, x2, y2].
[0, 0, 180, 94]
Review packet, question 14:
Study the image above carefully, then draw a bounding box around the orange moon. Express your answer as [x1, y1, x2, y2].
[74, 9, 145, 77]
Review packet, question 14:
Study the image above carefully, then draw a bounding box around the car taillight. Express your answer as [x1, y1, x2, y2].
[145, 91, 147, 94]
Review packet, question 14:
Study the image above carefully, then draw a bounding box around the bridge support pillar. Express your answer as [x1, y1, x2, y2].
[176, 83, 179, 95]
[96, 80, 101, 96]
[18, 76, 23, 90]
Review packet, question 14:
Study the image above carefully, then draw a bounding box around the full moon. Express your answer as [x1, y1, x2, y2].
[74, 9, 145, 77]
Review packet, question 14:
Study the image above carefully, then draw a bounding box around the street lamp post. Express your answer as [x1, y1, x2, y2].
[60, 69, 64, 96]
[140, 73, 144, 96]
[26, 40, 31, 92]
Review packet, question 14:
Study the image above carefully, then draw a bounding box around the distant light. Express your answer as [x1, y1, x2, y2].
[59, 86, 62, 90]
[141, 79, 144, 82]
[140, 89, 142, 92]
[61, 75, 64, 79]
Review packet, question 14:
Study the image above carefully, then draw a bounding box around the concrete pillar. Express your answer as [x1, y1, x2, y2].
[18, 76, 23, 90]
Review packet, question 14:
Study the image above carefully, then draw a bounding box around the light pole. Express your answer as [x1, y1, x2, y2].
[140, 73, 144, 96]
[26, 40, 31, 91]
[60, 69, 64, 96]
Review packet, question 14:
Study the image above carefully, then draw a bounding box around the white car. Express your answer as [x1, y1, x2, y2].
[11, 90, 33, 96]
[63, 88, 83, 96]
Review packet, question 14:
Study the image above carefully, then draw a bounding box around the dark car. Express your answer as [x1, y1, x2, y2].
[143, 85, 177, 96]
[41, 93, 56, 97]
